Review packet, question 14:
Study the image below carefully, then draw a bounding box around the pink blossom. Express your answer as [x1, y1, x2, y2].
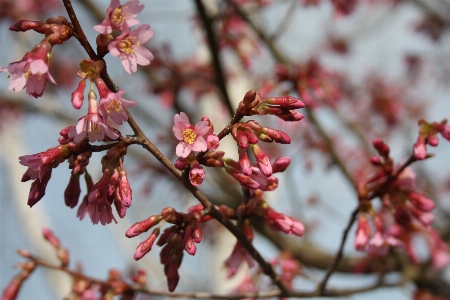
[354, 214, 371, 251]
[0, 41, 56, 98]
[224, 242, 255, 278]
[108, 23, 154, 74]
[68, 91, 119, 143]
[89, 201, 117, 225]
[98, 89, 136, 124]
[173, 112, 209, 157]
[413, 135, 426, 160]
[250, 167, 278, 191]
[205, 134, 220, 150]
[189, 164, 205, 186]
[96, 79, 137, 124]
[19, 145, 68, 180]
[368, 231, 403, 256]
[94, 0, 144, 34]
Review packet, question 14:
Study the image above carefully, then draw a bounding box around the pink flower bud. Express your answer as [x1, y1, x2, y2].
[64, 174, 81, 208]
[201, 116, 214, 133]
[134, 228, 160, 260]
[126, 215, 162, 238]
[264, 96, 305, 109]
[201, 151, 225, 167]
[242, 90, 257, 106]
[9, 20, 45, 32]
[238, 148, 252, 176]
[427, 133, 439, 146]
[118, 169, 132, 207]
[272, 157, 291, 173]
[42, 228, 60, 248]
[413, 136, 427, 160]
[192, 223, 202, 243]
[235, 130, 249, 148]
[243, 130, 260, 144]
[262, 127, 291, 144]
[370, 156, 382, 165]
[225, 165, 260, 190]
[1, 278, 22, 300]
[372, 138, 390, 157]
[71, 79, 86, 109]
[205, 134, 220, 151]
[408, 192, 435, 212]
[174, 157, 187, 170]
[250, 144, 272, 177]
[354, 215, 371, 251]
[184, 238, 197, 255]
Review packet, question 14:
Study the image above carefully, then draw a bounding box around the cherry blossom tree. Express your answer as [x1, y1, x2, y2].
[1, 0, 450, 299]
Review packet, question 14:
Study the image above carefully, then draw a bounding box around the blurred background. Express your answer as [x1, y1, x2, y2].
[1, 0, 450, 299]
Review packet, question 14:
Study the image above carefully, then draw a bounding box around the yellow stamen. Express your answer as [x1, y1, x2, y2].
[182, 128, 196, 145]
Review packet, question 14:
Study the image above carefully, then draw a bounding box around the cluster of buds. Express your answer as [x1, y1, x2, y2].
[224, 156, 290, 192]
[126, 206, 205, 291]
[220, 90, 304, 192]
[94, 0, 153, 74]
[237, 90, 305, 121]
[77, 144, 132, 225]
[0, 16, 73, 98]
[173, 113, 220, 186]
[413, 119, 450, 160]
[246, 191, 304, 237]
[353, 138, 450, 268]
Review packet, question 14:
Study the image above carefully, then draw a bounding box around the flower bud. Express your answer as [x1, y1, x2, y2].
[272, 157, 291, 173]
[134, 228, 160, 260]
[64, 174, 81, 208]
[126, 215, 162, 238]
[250, 144, 272, 177]
[42, 227, 60, 248]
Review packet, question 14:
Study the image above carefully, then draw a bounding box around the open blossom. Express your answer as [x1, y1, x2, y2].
[224, 242, 255, 278]
[189, 163, 205, 186]
[96, 78, 137, 125]
[108, 23, 154, 74]
[94, 0, 144, 34]
[69, 91, 119, 143]
[0, 40, 56, 98]
[173, 112, 209, 157]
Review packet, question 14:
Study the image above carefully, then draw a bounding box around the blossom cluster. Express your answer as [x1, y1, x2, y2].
[0, 16, 72, 98]
[353, 137, 450, 269]
[94, 0, 153, 74]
